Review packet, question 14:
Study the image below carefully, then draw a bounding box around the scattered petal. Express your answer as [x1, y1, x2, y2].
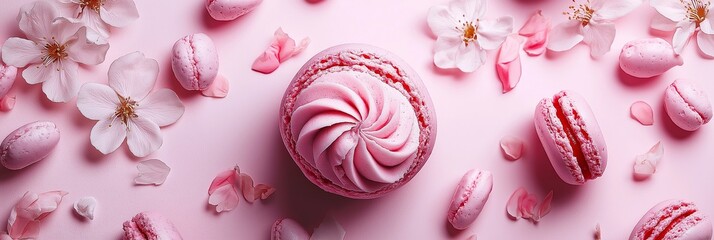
[208, 166, 273, 212]
[519, 10, 551, 56]
[535, 190, 553, 220]
[201, 74, 230, 98]
[7, 191, 67, 239]
[73, 197, 97, 220]
[547, 21, 584, 52]
[582, 23, 617, 58]
[208, 184, 240, 213]
[507, 188, 553, 222]
[0, 95, 16, 112]
[634, 142, 664, 179]
[496, 35, 523, 93]
[506, 187, 527, 219]
[630, 101, 654, 125]
[254, 184, 276, 200]
[310, 216, 346, 240]
[500, 136, 524, 160]
[208, 167, 240, 195]
[252, 28, 310, 74]
[134, 159, 171, 185]
[518, 193, 538, 219]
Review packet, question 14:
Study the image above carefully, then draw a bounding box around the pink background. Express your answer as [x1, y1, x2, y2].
[1, 0, 714, 239]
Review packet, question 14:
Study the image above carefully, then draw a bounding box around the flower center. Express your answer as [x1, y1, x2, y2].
[79, 0, 104, 14]
[683, 0, 710, 27]
[112, 95, 138, 127]
[41, 39, 68, 66]
[563, 0, 595, 26]
[456, 17, 479, 47]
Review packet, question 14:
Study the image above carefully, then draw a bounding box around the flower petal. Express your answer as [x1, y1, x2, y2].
[90, 119, 127, 154]
[108, 52, 159, 100]
[496, 35, 522, 93]
[310, 216, 346, 240]
[477, 16, 514, 50]
[650, 0, 688, 22]
[651, 13, 678, 32]
[519, 11, 550, 36]
[427, 5, 462, 37]
[208, 184, 240, 213]
[66, 27, 109, 65]
[696, 31, 714, 57]
[702, 13, 714, 34]
[23, 64, 57, 85]
[126, 116, 162, 157]
[41, 61, 80, 102]
[209, 167, 239, 194]
[135, 159, 171, 185]
[135, 89, 185, 127]
[17, 1, 59, 41]
[33, 191, 68, 221]
[240, 174, 257, 203]
[582, 23, 616, 57]
[630, 101, 654, 125]
[1, 38, 42, 68]
[77, 11, 110, 38]
[500, 136, 524, 160]
[201, 74, 229, 98]
[455, 43, 484, 72]
[433, 35, 462, 69]
[535, 190, 553, 221]
[524, 30, 548, 56]
[73, 197, 97, 220]
[547, 21, 584, 52]
[506, 187, 527, 219]
[672, 22, 696, 54]
[592, 0, 641, 21]
[99, 0, 139, 27]
[634, 142, 663, 178]
[254, 184, 275, 200]
[50, 18, 84, 44]
[519, 193, 538, 219]
[77, 83, 119, 120]
[0, 95, 16, 112]
[251, 46, 280, 74]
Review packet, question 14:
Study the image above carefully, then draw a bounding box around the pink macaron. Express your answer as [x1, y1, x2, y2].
[205, 0, 263, 21]
[279, 44, 438, 199]
[122, 211, 183, 240]
[534, 91, 608, 185]
[619, 38, 683, 78]
[630, 199, 712, 240]
[1, 121, 60, 170]
[0, 62, 17, 99]
[664, 79, 712, 131]
[271, 218, 310, 240]
[447, 169, 493, 230]
[171, 33, 218, 91]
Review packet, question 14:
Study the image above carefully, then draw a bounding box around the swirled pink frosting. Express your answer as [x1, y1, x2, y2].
[290, 71, 420, 192]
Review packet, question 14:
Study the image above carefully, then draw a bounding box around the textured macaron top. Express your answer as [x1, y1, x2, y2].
[280, 44, 437, 199]
[630, 200, 713, 240]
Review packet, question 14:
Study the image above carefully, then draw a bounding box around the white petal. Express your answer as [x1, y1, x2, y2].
[18, 1, 59, 41]
[433, 35, 462, 69]
[547, 21, 584, 51]
[477, 16, 514, 50]
[1, 38, 42, 68]
[90, 118, 127, 154]
[136, 89, 185, 127]
[650, 0, 688, 22]
[77, 11, 109, 38]
[464, 0, 486, 21]
[651, 13, 678, 31]
[42, 61, 80, 102]
[22, 64, 56, 85]
[135, 159, 171, 185]
[208, 184, 239, 213]
[50, 18, 84, 44]
[672, 22, 696, 54]
[73, 197, 97, 220]
[67, 27, 109, 65]
[310, 216, 346, 240]
[700, 18, 714, 34]
[126, 116, 162, 157]
[455, 43, 484, 72]
[582, 23, 616, 57]
[592, 0, 641, 21]
[696, 31, 714, 57]
[108, 52, 159, 100]
[77, 83, 119, 120]
[427, 5, 462, 37]
[633, 142, 664, 178]
[100, 0, 139, 27]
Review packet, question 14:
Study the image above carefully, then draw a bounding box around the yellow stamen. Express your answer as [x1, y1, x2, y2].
[79, 0, 104, 14]
[41, 37, 68, 66]
[455, 15, 479, 47]
[110, 95, 138, 129]
[563, 0, 595, 26]
[683, 0, 710, 27]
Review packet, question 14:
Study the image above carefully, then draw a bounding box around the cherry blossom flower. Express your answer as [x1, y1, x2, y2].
[1, 0, 109, 102]
[547, 0, 642, 57]
[427, 0, 514, 72]
[57, 0, 139, 38]
[76, 52, 185, 157]
[650, 0, 714, 56]
[3, 191, 67, 240]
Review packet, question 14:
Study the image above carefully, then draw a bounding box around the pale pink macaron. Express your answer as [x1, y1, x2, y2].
[279, 44, 437, 199]
[271, 218, 310, 240]
[171, 33, 218, 91]
[447, 169, 493, 230]
[619, 38, 683, 78]
[534, 91, 608, 185]
[630, 199, 712, 240]
[0, 62, 17, 99]
[205, 0, 263, 21]
[1, 121, 60, 170]
[122, 211, 182, 240]
[664, 79, 712, 131]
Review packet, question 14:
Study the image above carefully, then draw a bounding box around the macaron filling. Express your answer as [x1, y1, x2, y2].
[637, 201, 703, 240]
[552, 94, 592, 180]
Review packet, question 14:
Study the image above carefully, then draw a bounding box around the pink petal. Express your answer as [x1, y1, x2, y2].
[476, 16, 514, 50]
[9, 219, 40, 239]
[66, 27, 109, 65]
[17, 1, 60, 41]
[22, 63, 56, 85]
[650, 0, 688, 22]
[1, 233, 13, 240]
[208, 168, 239, 194]
[208, 184, 240, 213]
[519, 193, 538, 219]
[251, 46, 280, 74]
[254, 184, 275, 200]
[523, 30, 549, 56]
[496, 35, 522, 93]
[240, 173, 257, 203]
[201, 74, 229, 98]
[547, 21, 584, 52]
[592, 0, 641, 21]
[500, 136, 524, 160]
[134, 159, 171, 185]
[582, 23, 616, 57]
[125, 116, 163, 157]
[0, 95, 16, 112]
[0, 64, 17, 99]
[99, 0, 139, 27]
[29, 191, 68, 221]
[634, 142, 664, 178]
[76, 10, 110, 38]
[506, 187, 527, 219]
[672, 22, 695, 54]
[650, 12, 677, 32]
[1, 38, 42, 68]
[456, 43, 482, 72]
[252, 28, 309, 74]
[293, 38, 311, 57]
[49, 18, 84, 44]
[108, 52, 159, 100]
[696, 31, 714, 57]
[630, 101, 654, 125]
[77, 83, 120, 120]
[519, 11, 550, 37]
[90, 118, 127, 155]
[73, 197, 97, 220]
[310, 216, 346, 240]
[136, 89, 185, 127]
[41, 61, 80, 102]
[274, 28, 296, 61]
[434, 35, 465, 70]
[535, 190, 553, 221]
[427, 5, 462, 37]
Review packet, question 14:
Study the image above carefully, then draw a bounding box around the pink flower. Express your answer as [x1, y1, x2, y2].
[5, 191, 67, 240]
[496, 35, 523, 93]
[427, 0, 514, 72]
[208, 166, 275, 213]
[506, 187, 553, 222]
[76, 52, 185, 157]
[58, 0, 139, 38]
[251, 28, 310, 74]
[650, 0, 714, 56]
[547, 0, 641, 57]
[518, 11, 551, 56]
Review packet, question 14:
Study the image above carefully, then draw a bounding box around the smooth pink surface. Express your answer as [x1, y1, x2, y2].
[122, 211, 182, 240]
[448, 169, 493, 230]
[0, 0, 714, 239]
[0, 121, 60, 170]
[664, 79, 713, 131]
[629, 199, 713, 240]
[619, 38, 683, 79]
[171, 33, 218, 91]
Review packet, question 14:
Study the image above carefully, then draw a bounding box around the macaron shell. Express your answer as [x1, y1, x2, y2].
[205, 0, 263, 21]
[271, 218, 309, 240]
[171, 33, 219, 91]
[447, 169, 493, 230]
[679, 217, 713, 240]
[619, 38, 683, 78]
[559, 91, 608, 177]
[664, 79, 713, 131]
[535, 98, 582, 185]
[1, 121, 60, 170]
[629, 199, 712, 240]
[0, 63, 17, 99]
[123, 211, 183, 240]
